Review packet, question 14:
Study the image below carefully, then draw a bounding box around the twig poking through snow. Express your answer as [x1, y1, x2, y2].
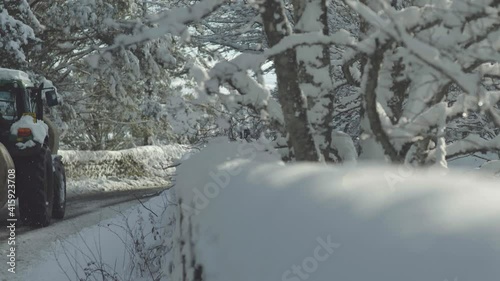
[133, 194, 158, 217]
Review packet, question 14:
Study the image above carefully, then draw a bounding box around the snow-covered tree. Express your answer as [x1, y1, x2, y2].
[342, 0, 500, 165]
[4, 0, 498, 163]
[0, 1, 40, 69]
[23, 0, 223, 149]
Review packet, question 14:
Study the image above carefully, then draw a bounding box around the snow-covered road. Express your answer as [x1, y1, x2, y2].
[0, 187, 166, 281]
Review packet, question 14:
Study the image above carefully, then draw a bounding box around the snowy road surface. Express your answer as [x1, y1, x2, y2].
[0, 187, 166, 280]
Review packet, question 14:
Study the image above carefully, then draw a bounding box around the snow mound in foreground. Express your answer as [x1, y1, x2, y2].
[480, 160, 500, 177]
[60, 144, 191, 194]
[174, 138, 500, 281]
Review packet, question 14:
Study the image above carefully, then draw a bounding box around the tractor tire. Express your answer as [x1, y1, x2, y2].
[52, 157, 66, 219]
[0, 143, 15, 208]
[18, 146, 54, 227]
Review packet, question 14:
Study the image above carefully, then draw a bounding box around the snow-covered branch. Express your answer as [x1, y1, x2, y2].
[447, 134, 500, 159]
[110, 0, 226, 49]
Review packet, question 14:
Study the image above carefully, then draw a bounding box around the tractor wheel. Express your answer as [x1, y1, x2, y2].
[52, 157, 66, 219]
[18, 146, 54, 227]
[0, 143, 15, 208]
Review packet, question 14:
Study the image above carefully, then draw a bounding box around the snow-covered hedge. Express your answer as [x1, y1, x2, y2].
[173, 138, 500, 281]
[60, 144, 189, 179]
[59, 144, 191, 194]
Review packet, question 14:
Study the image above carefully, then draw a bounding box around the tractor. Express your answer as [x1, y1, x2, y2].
[0, 68, 66, 227]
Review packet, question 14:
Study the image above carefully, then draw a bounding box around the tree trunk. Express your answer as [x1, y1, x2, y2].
[293, 0, 335, 161]
[259, 0, 319, 161]
[357, 0, 387, 161]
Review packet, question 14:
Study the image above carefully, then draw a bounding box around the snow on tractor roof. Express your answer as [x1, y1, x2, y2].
[0, 68, 33, 87]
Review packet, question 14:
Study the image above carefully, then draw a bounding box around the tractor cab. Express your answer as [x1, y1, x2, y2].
[0, 69, 59, 147]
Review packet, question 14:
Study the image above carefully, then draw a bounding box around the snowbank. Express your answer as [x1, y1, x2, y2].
[173, 139, 500, 281]
[479, 160, 500, 177]
[60, 144, 191, 194]
[23, 190, 177, 281]
[448, 152, 499, 170]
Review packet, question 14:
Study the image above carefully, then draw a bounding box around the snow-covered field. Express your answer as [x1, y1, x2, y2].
[23, 138, 500, 281]
[60, 144, 191, 195]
